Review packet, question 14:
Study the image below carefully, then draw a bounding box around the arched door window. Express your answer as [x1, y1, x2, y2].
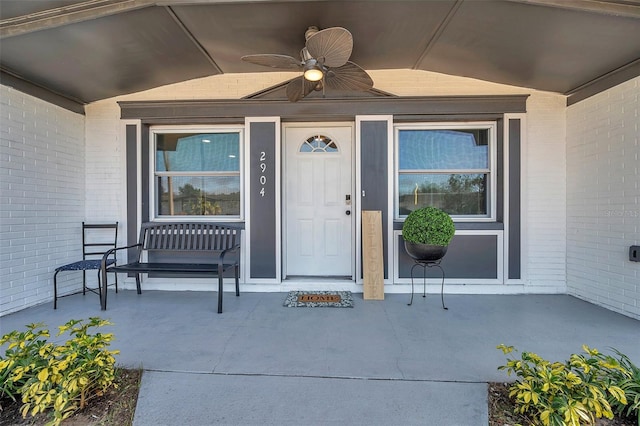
[300, 135, 338, 153]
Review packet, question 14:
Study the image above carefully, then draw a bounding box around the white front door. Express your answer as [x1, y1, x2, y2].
[284, 124, 353, 278]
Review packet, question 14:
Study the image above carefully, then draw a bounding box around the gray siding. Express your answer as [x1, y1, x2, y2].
[508, 119, 521, 279]
[249, 121, 277, 279]
[360, 120, 389, 279]
[397, 234, 498, 279]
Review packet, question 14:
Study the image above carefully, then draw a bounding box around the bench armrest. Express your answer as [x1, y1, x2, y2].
[101, 243, 142, 270]
[218, 243, 241, 264]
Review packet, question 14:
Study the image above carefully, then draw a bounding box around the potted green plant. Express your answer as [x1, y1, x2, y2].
[402, 206, 455, 261]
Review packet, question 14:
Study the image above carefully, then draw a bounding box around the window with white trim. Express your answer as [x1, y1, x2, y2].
[152, 129, 242, 219]
[395, 123, 496, 220]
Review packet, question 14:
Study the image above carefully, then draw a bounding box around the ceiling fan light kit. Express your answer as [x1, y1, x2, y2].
[241, 26, 373, 102]
[303, 60, 324, 82]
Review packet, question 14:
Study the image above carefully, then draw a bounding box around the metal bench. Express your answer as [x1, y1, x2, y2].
[100, 222, 240, 313]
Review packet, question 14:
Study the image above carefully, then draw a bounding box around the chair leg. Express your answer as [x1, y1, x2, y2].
[53, 270, 60, 309]
[135, 274, 141, 294]
[82, 270, 87, 295]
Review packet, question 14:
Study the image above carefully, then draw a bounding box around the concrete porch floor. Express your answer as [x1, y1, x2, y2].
[2, 291, 639, 425]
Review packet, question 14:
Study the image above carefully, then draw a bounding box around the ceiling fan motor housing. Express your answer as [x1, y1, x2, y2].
[305, 26, 320, 40]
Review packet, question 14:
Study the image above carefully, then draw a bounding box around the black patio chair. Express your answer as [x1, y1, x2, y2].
[53, 222, 119, 309]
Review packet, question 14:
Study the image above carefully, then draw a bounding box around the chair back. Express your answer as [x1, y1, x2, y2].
[82, 222, 119, 261]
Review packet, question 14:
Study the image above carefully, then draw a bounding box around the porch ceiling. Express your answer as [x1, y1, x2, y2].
[1, 0, 639, 112]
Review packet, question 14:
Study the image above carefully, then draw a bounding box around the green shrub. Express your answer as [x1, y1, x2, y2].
[580, 347, 640, 422]
[401, 206, 455, 246]
[0, 322, 50, 403]
[497, 344, 632, 426]
[0, 317, 119, 426]
[616, 351, 640, 421]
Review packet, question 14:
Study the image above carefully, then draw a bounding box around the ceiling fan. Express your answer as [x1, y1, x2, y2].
[241, 26, 374, 102]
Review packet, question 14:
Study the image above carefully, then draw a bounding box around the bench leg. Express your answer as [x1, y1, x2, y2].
[98, 269, 120, 297]
[100, 265, 107, 311]
[235, 263, 240, 297]
[217, 269, 224, 314]
[96, 268, 103, 308]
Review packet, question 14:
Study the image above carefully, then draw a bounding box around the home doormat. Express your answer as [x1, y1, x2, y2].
[283, 291, 354, 308]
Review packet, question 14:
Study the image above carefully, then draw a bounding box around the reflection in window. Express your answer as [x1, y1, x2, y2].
[300, 135, 338, 153]
[397, 127, 492, 217]
[154, 131, 241, 217]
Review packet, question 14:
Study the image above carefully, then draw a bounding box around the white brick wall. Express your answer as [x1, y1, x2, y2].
[84, 70, 567, 292]
[84, 102, 126, 225]
[567, 77, 640, 320]
[523, 94, 567, 289]
[1, 85, 86, 316]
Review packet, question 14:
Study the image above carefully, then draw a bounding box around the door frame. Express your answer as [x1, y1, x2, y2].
[281, 122, 357, 280]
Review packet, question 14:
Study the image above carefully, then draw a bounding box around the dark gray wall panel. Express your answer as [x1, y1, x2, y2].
[141, 125, 150, 224]
[360, 120, 389, 279]
[398, 234, 498, 279]
[508, 119, 521, 279]
[496, 118, 504, 223]
[249, 121, 277, 278]
[125, 124, 138, 262]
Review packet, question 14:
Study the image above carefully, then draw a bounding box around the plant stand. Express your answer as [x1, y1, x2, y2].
[408, 259, 448, 310]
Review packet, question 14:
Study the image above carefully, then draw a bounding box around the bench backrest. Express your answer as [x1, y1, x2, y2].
[139, 222, 240, 252]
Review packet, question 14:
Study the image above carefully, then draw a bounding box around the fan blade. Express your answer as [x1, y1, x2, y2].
[286, 78, 318, 102]
[241, 54, 302, 69]
[324, 62, 373, 91]
[305, 27, 352, 68]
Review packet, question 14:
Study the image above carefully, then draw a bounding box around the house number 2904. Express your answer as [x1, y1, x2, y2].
[259, 151, 267, 197]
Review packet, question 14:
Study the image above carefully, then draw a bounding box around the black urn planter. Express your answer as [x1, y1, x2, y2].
[404, 241, 448, 262]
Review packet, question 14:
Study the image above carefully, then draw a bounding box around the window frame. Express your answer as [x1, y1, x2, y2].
[394, 121, 498, 222]
[149, 125, 244, 222]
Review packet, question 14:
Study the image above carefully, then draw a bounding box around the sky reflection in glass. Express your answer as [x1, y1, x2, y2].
[156, 133, 240, 172]
[398, 129, 488, 170]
